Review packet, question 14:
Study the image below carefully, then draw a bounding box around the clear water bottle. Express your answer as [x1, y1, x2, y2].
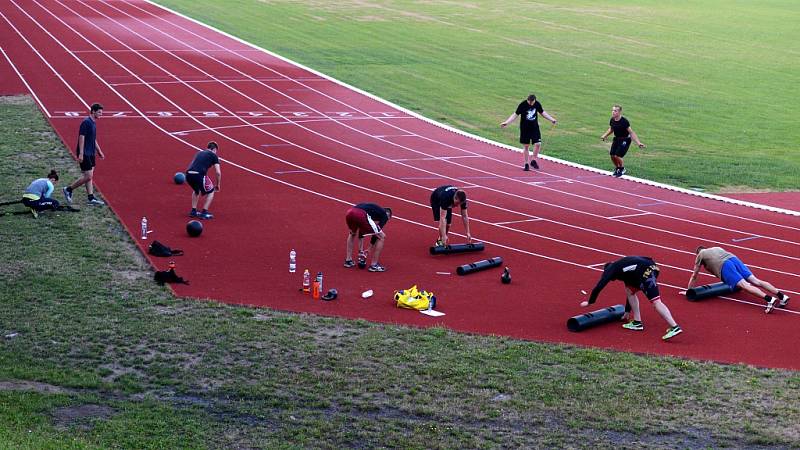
[140, 217, 148, 240]
[302, 269, 311, 293]
[289, 249, 297, 273]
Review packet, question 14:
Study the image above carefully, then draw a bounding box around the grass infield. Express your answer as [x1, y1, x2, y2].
[151, 0, 800, 193]
[1, 95, 799, 447]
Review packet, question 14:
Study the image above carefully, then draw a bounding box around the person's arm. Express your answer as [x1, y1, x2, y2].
[213, 163, 221, 191]
[500, 113, 519, 128]
[77, 135, 85, 162]
[96, 143, 105, 159]
[541, 110, 557, 126]
[44, 180, 54, 199]
[587, 271, 614, 305]
[600, 127, 613, 141]
[461, 208, 471, 243]
[687, 255, 703, 288]
[628, 127, 645, 148]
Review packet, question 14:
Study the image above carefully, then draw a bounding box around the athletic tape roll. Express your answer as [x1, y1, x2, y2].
[567, 304, 625, 332]
[686, 282, 735, 301]
[455, 256, 502, 276]
[430, 242, 485, 255]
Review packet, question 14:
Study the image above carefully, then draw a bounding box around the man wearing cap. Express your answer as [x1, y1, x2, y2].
[185, 141, 221, 219]
[344, 203, 392, 272]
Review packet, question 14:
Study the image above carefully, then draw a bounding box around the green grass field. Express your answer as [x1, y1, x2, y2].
[152, 0, 800, 192]
[2, 95, 800, 448]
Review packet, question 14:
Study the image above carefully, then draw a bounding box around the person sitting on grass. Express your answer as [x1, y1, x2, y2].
[581, 255, 683, 341]
[687, 246, 790, 313]
[22, 169, 61, 219]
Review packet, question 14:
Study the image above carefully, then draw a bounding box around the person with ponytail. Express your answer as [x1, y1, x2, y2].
[22, 169, 61, 218]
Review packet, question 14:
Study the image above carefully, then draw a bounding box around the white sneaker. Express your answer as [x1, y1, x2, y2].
[779, 294, 790, 308]
[87, 197, 106, 206]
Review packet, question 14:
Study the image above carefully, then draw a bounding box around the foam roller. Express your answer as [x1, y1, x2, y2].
[456, 256, 503, 275]
[686, 282, 735, 301]
[567, 304, 625, 332]
[430, 242, 485, 255]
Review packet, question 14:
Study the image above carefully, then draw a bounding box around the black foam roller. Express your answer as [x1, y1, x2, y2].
[567, 304, 625, 332]
[456, 256, 503, 275]
[686, 282, 735, 301]
[430, 242, 485, 255]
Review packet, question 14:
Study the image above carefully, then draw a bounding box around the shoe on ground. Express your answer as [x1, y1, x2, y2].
[765, 297, 777, 314]
[87, 197, 105, 206]
[343, 260, 355, 268]
[779, 294, 790, 308]
[30, 208, 38, 219]
[368, 263, 386, 272]
[662, 325, 683, 340]
[434, 239, 444, 247]
[199, 211, 214, 219]
[622, 320, 644, 331]
[63, 187, 73, 204]
[619, 167, 626, 176]
[189, 210, 199, 218]
[612, 167, 621, 177]
[531, 160, 539, 170]
[523, 163, 530, 171]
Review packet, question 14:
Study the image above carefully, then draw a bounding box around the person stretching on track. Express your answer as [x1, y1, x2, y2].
[344, 203, 392, 272]
[687, 246, 790, 313]
[581, 255, 683, 341]
[430, 185, 471, 247]
[185, 141, 221, 220]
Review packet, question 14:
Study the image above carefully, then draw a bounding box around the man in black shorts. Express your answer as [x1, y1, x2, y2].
[63, 103, 106, 205]
[501, 94, 557, 171]
[580, 256, 682, 341]
[344, 203, 392, 272]
[600, 104, 645, 177]
[430, 185, 471, 247]
[185, 141, 221, 219]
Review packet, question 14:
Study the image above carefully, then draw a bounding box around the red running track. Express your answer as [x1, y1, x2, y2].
[2, 0, 799, 369]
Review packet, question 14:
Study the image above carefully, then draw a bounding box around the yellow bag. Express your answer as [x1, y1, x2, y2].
[394, 285, 436, 310]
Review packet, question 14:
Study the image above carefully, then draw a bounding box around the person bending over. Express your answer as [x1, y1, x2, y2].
[23, 170, 61, 218]
[344, 203, 392, 272]
[430, 185, 471, 247]
[185, 141, 221, 219]
[688, 246, 790, 313]
[581, 255, 682, 340]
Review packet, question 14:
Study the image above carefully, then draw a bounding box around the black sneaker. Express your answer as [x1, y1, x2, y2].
[189, 210, 199, 218]
[523, 163, 530, 171]
[619, 167, 626, 176]
[63, 187, 73, 204]
[612, 168, 621, 177]
[199, 211, 214, 220]
[531, 160, 539, 170]
[343, 260, 355, 268]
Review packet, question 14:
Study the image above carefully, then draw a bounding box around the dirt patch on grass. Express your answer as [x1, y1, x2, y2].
[52, 404, 116, 430]
[0, 95, 33, 106]
[0, 380, 74, 394]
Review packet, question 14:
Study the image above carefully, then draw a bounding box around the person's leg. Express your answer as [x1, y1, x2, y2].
[345, 232, 356, 263]
[746, 275, 780, 296]
[69, 170, 91, 191]
[652, 300, 678, 328]
[736, 278, 769, 300]
[522, 143, 530, 167]
[83, 168, 95, 196]
[191, 191, 200, 210]
[201, 191, 215, 211]
[627, 289, 641, 322]
[370, 236, 385, 265]
[532, 142, 542, 160]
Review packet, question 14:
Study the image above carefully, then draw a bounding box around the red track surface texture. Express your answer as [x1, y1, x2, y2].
[2, 0, 798, 369]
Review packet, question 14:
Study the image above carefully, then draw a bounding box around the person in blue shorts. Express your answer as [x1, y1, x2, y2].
[63, 103, 106, 206]
[687, 246, 790, 313]
[22, 170, 61, 218]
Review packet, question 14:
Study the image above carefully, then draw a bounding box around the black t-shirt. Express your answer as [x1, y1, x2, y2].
[515, 100, 544, 131]
[609, 117, 631, 138]
[432, 185, 467, 210]
[588, 256, 658, 304]
[187, 150, 220, 175]
[355, 203, 390, 229]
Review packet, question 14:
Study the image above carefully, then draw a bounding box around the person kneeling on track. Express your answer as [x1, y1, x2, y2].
[344, 203, 392, 272]
[688, 246, 790, 313]
[581, 255, 683, 341]
[22, 170, 61, 219]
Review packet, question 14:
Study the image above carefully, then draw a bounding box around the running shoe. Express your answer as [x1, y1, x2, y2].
[343, 260, 355, 268]
[189, 210, 199, 218]
[87, 197, 106, 206]
[199, 211, 214, 220]
[30, 208, 38, 219]
[779, 294, 790, 308]
[662, 325, 683, 340]
[63, 186, 73, 204]
[368, 263, 386, 272]
[523, 163, 530, 171]
[619, 167, 626, 176]
[765, 297, 777, 314]
[611, 168, 620, 177]
[531, 160, 539, 170]
[622, 320, 644, 331]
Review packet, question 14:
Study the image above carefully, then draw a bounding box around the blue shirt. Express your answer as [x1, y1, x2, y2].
[24, 178, 54, 199]
[78, 116, 97, 156]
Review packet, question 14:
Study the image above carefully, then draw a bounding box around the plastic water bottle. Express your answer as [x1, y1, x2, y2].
[140, 217, 148, 240]
[302, 269, 311, 293]
[289, 249, 297, 273]
[317, 272, 323, 297]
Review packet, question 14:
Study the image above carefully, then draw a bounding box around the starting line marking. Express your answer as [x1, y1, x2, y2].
[732, 235, 762, 242]
[608, 212, 653, 219]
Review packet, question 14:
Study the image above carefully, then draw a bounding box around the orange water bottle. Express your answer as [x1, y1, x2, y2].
[312, 279, 320, 299]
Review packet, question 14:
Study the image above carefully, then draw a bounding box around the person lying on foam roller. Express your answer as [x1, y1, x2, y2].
[581, 256, 682, 341]
[688, 246, 790, 313]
